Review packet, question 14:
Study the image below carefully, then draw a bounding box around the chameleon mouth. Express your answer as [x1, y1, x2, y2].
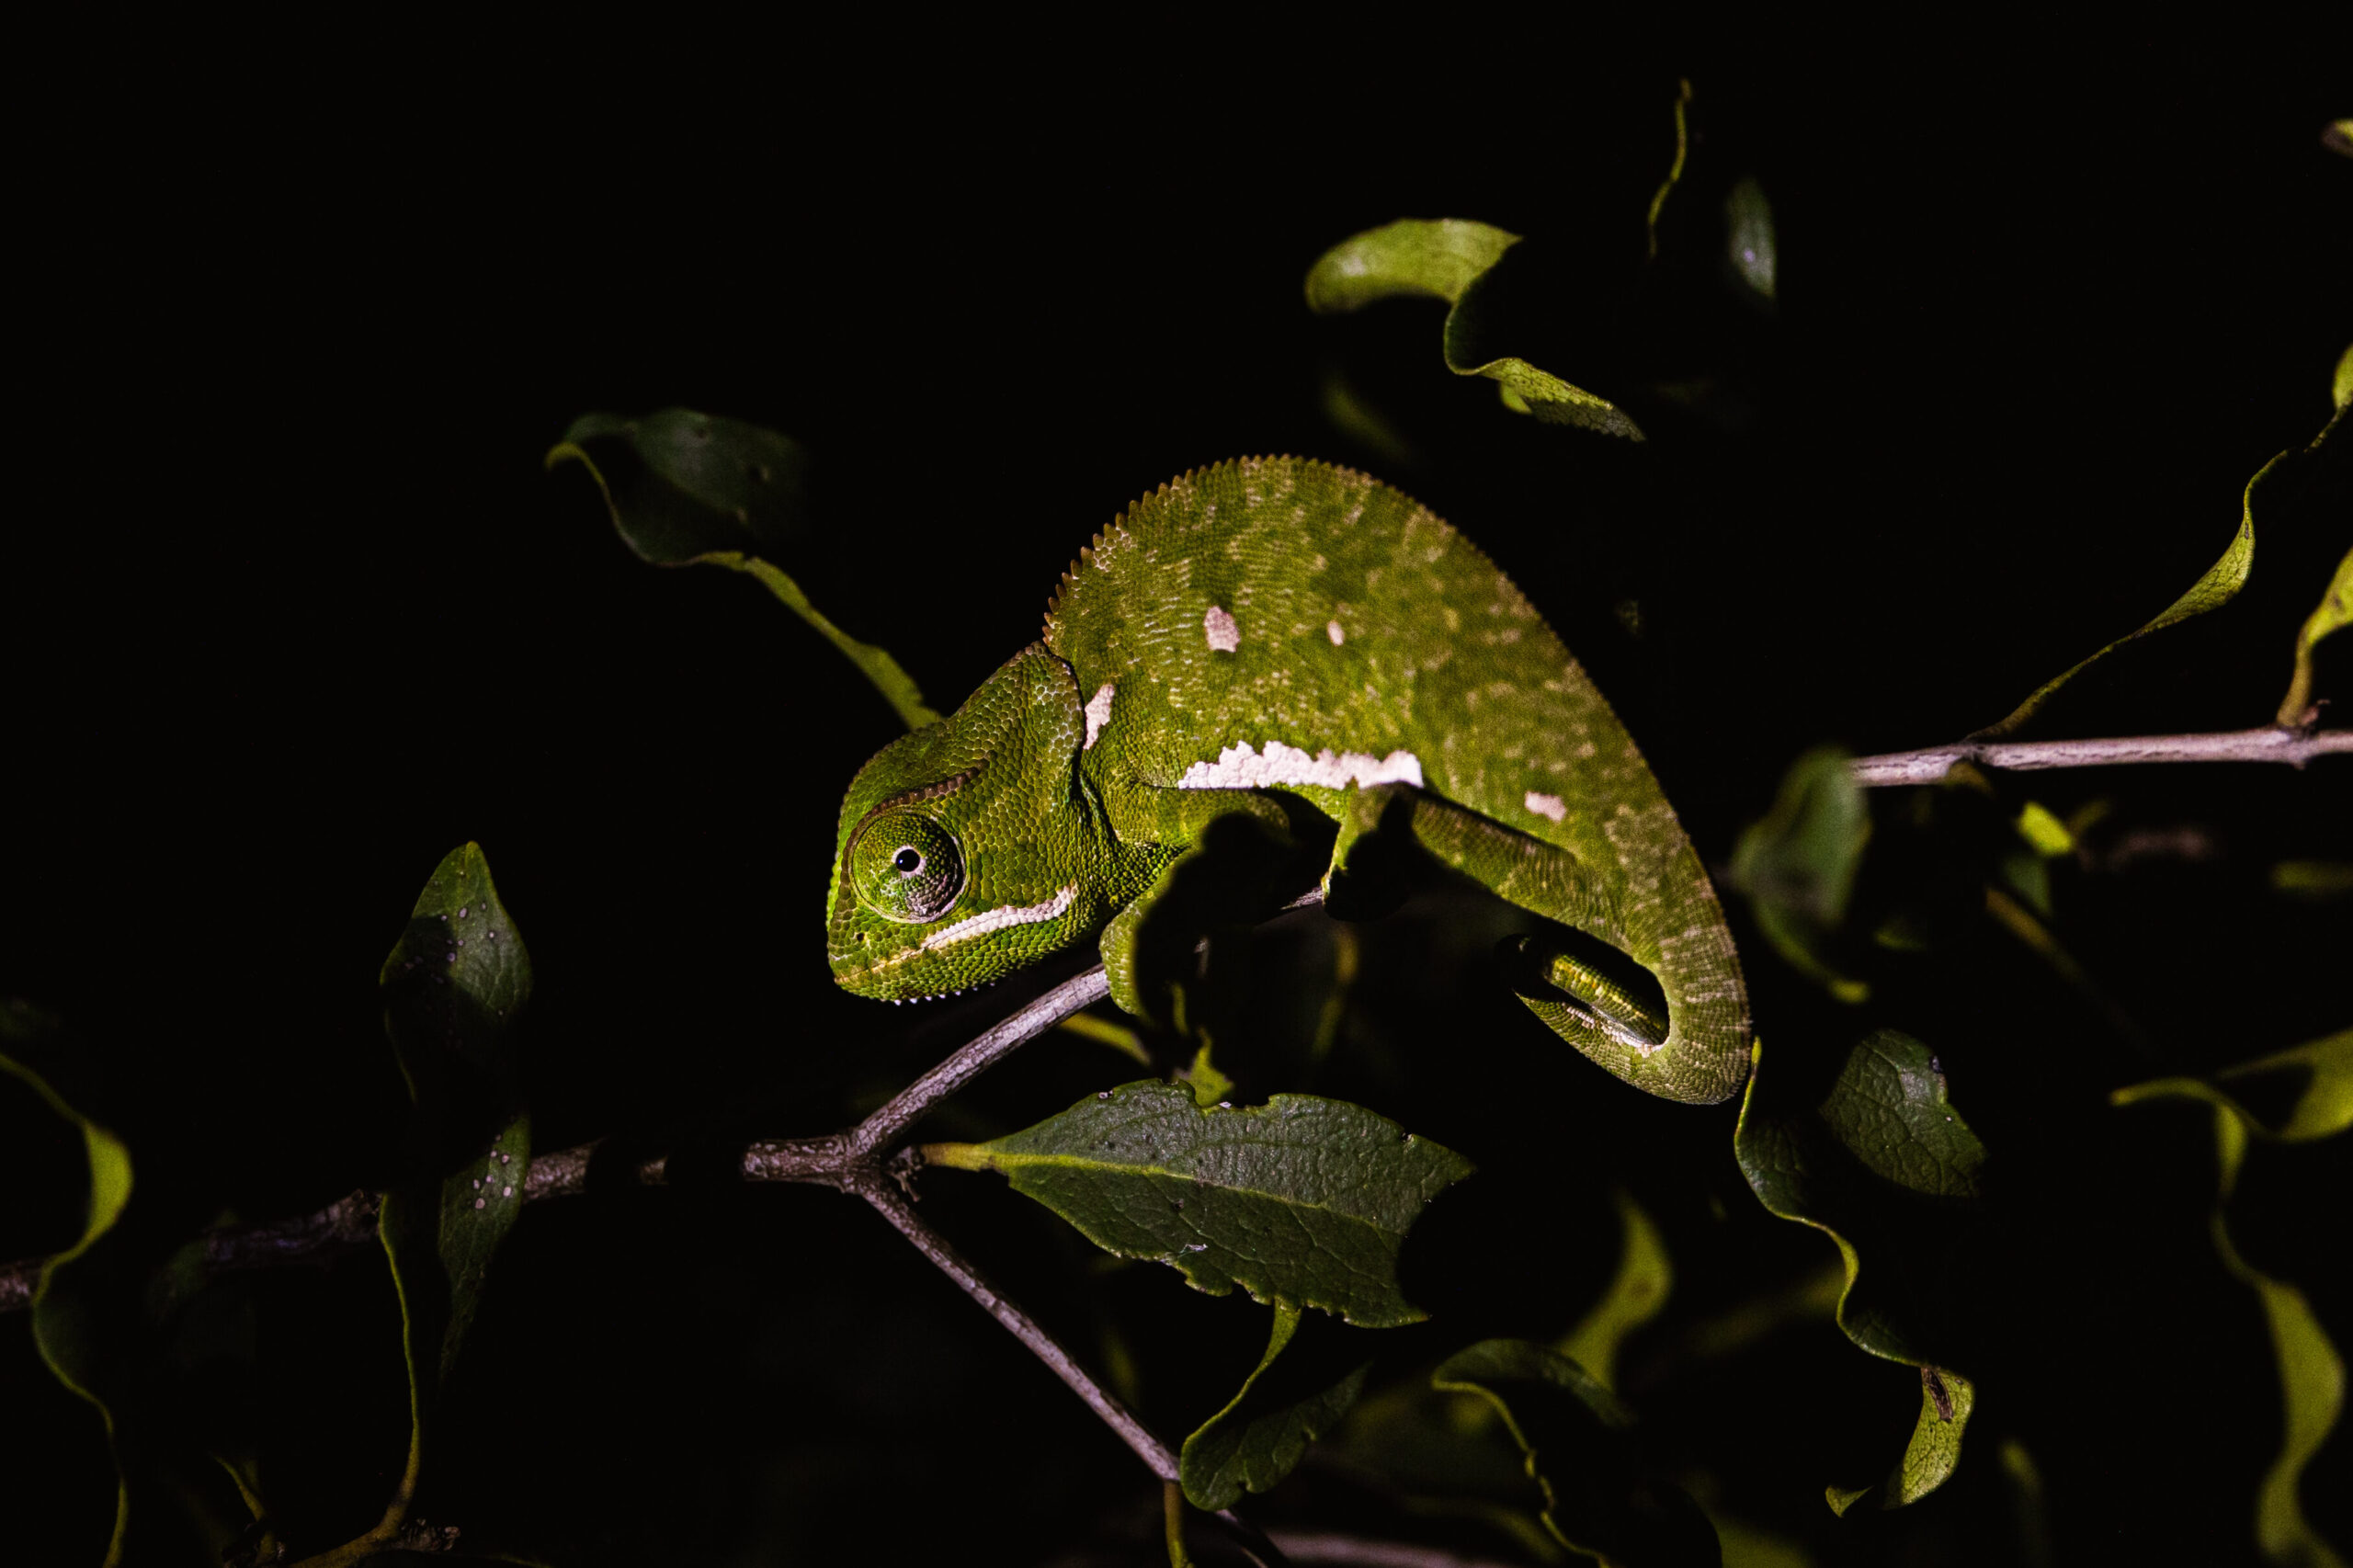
[832, 884, 1080, 995]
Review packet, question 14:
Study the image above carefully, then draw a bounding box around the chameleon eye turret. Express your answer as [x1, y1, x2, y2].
[850, 812, 965, 923]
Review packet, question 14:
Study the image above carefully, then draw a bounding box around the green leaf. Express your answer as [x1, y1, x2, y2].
[1432, 1338, 1720, 1566]
[1177, 1041, 1236, 1108]
[934, 1082, 1472, 1326]
[1724, 176, 1777, 302]
[1972, 450, 2276, 737]
[2113, 1074, 2349, 1568]
[2277, 544, 2353, 727]
[1726, 747, 1871, 1003]
[2335, 341, 2353, 409]
[1557, 1190, 1673, 1392]
[2112, 1028, 2353, 1143]
[547, 410, 938, 730]
[2, 1002, 133, 1567]
[1179, 1303, 1376, 1510]
[357, 846, 538, 1552]
[1735, 1030, 1985, 1510]
[547, 407, 809, 562]
[1305, 219, 1644, 440]
[1824, 1367, 1978, 1516]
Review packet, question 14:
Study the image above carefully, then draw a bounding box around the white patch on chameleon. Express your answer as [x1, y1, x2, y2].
[1178, 741, 1424, 792]
[920, 884, 1077, 952]
[1083, 683, 1115, 749]
[1524, 791, 1567, 823]
[1325, 619, 1345, 645]
[1204, 606, 1241, 652]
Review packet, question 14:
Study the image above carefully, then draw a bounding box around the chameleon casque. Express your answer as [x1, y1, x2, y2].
[824, 457, 1751, 1104]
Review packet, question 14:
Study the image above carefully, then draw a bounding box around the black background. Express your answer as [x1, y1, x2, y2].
[4, 32, 2349, 1567]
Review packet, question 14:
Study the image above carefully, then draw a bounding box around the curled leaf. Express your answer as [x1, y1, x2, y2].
[1727, 747, 1871, 1002]
[2112, 1028, 2353, 1143]
[1306, 219, 1644, 440]
[548, 410, 938, 730]
[1825, 1367, 1978, 1516]
[353, 846, 538, 1556]
[1735, 1030, 1985, 1510]
[1433, 1338, 1719, 1566]
[1179, 1303, 1375, 1510]
[2, 1003, 132, 1566]
[2115, 1055, 2350, 1568]
[547, 408, 808, 563]
[927, 1082, 1472, 1326]
[1556, 1190, 1673, 1392]
[1971, 403, 2345, 738]
[2277, 544, 2352, 727]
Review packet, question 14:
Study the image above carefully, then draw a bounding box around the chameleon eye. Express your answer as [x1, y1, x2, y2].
[851, 812, 964, 923]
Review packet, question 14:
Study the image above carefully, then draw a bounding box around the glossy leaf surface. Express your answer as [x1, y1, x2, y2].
[938, 1081, 1472, 1326]
[1735, 1031, 1985, 1510]
[1179, 1303, 1375, 1510]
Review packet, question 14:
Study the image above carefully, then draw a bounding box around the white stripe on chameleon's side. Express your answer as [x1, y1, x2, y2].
[1326, 619, 1345, 645]
[920, 884, 1077, 952]
[1204, 606, 1240, 652]
[1177, 741, 1425, 792]
[1083, 683, 1115, 750]
[1524, 790, 1567, 823]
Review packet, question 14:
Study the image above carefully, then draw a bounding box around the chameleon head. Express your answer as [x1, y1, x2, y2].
[826, 643, 1115, 1001]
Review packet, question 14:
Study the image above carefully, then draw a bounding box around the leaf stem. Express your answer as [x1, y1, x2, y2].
[1847, 724, 2351, 787]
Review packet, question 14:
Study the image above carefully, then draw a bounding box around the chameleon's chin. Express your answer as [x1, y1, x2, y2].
[830, 881, 1091, 1005]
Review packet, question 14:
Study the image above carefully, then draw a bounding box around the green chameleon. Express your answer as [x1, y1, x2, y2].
[824, 457, 1751, 1104]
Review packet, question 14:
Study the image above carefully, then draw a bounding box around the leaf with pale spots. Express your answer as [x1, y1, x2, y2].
[547, 408, 938, 729]
[930, 1081, 1472, 1327]
[1432, 1338, 1719, 1566]
[1180, 1303, 1378, 1510]
[1306, 218, 1645, 440]
[1734, 1030, 1985, 1511]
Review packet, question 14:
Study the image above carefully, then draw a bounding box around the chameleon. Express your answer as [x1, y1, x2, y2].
[824, 457, 1751, 1104]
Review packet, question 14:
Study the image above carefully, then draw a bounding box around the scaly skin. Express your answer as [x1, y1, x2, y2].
[826, 457, 1751, 1104]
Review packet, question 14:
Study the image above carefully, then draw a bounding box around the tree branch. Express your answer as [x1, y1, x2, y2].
[1847, 723, 2351, 787]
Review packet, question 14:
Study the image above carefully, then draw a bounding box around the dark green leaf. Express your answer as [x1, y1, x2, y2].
[547, 407, 809, 563]
[1433, 1338, 1719, 1566]
[1724, 176, 1777, 302]
[547, 410, 938, 730]
[1179, 1303, 1375, 1510]
[2114, 1063, 2348, 1567]
[1305, 219, 1644, 440]
[937, 1082, 1472, 1326]
[2113, 1028, 2353, 1143]
[1557, 1190, 1673, 1392]
[1727, 747, 1871, 1002]
[2, 1002, 132, 1567]
[354, 846, 538, 1556]
[1734, 1030, 1986, 1510]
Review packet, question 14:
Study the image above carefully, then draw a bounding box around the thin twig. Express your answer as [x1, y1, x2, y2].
[1266, 1533, 1532, 1568]
[854, 1170, 1175, 1477]
[1847, 724, 2350, 787]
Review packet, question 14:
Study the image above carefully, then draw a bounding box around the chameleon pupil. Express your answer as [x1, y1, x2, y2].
[894, 847, 922, 873]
